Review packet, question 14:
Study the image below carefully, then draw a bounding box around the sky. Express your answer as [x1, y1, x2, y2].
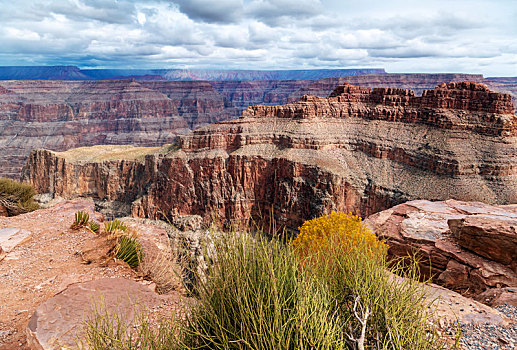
[0, 0, 516, 76]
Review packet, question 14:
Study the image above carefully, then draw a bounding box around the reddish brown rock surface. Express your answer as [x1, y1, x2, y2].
[366, 199, 517, 305]
[2, 73, 516, 179]
[23, 82, 517, 231]
[0, 79, 231, 178]
[26, 278, 162, 350]
[288, 73, 517, 105]
[0, 200, 183, 349]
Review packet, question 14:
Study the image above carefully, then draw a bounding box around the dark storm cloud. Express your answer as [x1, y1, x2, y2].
[40, 0, 138, 24]
[246, 0, 323, 26]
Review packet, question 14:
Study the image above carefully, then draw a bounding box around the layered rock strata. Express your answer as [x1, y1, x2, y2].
[3, 74, 516, 179]
[23, 82, 517, 229]
[0, 79, 228, 177]
[366, 199, 517, 305]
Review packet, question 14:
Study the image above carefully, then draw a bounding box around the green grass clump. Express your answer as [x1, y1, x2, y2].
[80, 303, 178, 350]
[179, 232, 345, 350]
[71, 210, 90, 229]
[0, 177, 39, 216]
[80, 215, 457, 350]
[88, 221, 100, 234]
[115, 235, 142, 268]
[104, 219, 128, 236]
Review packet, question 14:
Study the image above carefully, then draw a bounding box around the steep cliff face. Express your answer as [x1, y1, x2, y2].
[209, 80, 309, 112]
[140, 81, 237, 129]
[23, 82, 517, 230]
[288, 74, 486, 101]
[289, 74, 517, 106]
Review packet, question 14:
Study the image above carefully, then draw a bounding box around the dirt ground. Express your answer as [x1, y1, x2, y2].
[0, 200, 183, 350]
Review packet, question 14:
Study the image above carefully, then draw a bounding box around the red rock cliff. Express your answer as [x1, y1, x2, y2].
[3, 74, 516, 179]
[23, 82, 517, 229]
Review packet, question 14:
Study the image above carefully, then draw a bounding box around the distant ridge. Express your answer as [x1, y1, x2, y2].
[0, 66, 90, 80]
[0, 66, 385, 81]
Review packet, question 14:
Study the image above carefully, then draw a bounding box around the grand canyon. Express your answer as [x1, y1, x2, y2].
[1, 0, 516, 349]
[2, 71, 516, 179]
[0, 69, 516, 349]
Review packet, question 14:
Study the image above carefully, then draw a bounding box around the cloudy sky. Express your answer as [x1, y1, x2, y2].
[0, 0, 516, 76]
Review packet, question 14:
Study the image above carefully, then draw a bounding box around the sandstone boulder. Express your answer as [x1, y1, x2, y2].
[26, 278, 162, 350]
[366, 199, 517, 306]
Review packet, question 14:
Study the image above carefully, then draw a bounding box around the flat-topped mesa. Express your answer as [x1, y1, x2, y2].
[241, 82, 516, 137]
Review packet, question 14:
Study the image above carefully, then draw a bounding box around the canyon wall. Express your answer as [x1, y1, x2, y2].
[288, 73, 517, 103]
[23, 82, 517, 230]
[0, 79, 230, 178]
[3, 74, 516, 179]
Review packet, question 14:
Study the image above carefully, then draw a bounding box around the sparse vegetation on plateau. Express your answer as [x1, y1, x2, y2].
[115, 235, 142, 268]
[0, 177, 39, 216]
[104, 219, 129, 237]
[81, 213, 458, 350]
[71, 210, 90, 229]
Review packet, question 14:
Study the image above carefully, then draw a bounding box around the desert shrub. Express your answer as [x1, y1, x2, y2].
[88, 221, 100, 234]
[291, 211, 388, 259]
[71, 210, 90, 229]
[0, 177, 39, 216]
[292, 212, 453, 350]
[179, 232, 345, 350]
[79, 216, 456, 350]
[115, 235, 142, 268]
[139, 247, 183, 294]
[104, 219, 128, 237]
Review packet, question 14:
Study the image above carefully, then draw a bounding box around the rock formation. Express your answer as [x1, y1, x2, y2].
[2, 74, 516, 179]
[288, 73, 517, 106]
[26, 278, 162, 350]
[366, 199, 517, 305]
[23, 82, 517, 230]
[0, 79, 226, 178]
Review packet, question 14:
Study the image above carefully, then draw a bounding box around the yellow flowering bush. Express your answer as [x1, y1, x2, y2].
[291, 211, 387, 259]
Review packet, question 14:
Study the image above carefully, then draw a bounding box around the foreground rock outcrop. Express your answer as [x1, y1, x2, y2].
[26, 278, 162, 350]
[366, 199, 517, 305]
[24, 82, 517, 229]
[0, 200, 183, 349]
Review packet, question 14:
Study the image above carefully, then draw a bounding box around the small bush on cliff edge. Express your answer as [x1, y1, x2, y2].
[0, 177, 39, 216]
[71, 210, 90, 229]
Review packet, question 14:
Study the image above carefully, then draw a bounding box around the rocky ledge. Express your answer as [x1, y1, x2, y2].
[23, 82, 517, 229]
[366, 199, 517, 306]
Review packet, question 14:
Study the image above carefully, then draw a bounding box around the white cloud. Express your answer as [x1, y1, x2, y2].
[0, 0, 514, 75]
